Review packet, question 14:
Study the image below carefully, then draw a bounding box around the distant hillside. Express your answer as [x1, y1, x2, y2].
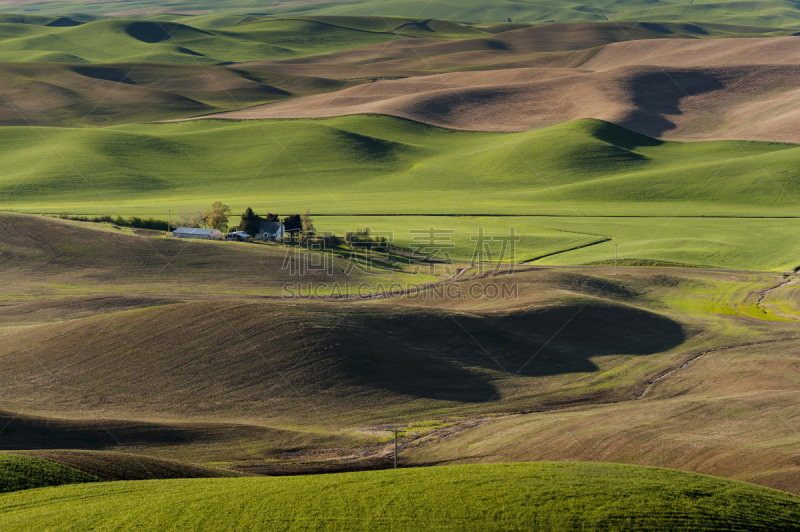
[2, 117, 798, 218]
[0, 20, 788, 128]
[0, 16, 497, 64]
[218, 36, 800, 144]
[3, 0, 800, 28]
[0, 62, 352, 127]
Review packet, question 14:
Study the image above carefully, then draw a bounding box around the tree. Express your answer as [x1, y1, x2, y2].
[301, 210, 315, 232]
[264, 213, 279, 222]
[283, 214, 302, 243]
[299, 210, 316, 245]
[178, 207, 205, 228]
[204, 202, 231, 232]
[239, 207, 262, 237]
[283, 214, 302, 233]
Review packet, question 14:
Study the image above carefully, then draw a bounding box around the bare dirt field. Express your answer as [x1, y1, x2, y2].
[208, 37, 800, 142]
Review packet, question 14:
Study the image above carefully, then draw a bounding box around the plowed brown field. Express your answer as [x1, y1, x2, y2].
[206, 37, 800, 142]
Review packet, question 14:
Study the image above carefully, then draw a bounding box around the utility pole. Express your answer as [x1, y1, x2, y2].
[614, 244, 618, 275]
[168, 210, 171, 236]
[390, 429, 402, 469]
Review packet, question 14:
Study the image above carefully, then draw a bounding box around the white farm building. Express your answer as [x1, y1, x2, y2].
[172, 228, 224, 240]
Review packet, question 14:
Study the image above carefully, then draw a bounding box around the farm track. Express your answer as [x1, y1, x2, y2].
[636, 337, 798, 399]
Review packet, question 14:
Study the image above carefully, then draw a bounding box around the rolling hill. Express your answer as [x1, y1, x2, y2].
[0, 212, 424, 301]
[0, 16, 508, 64]
[215, 36, 800, 143]
[11, 450, 242, 480]
[2, 213, 800, 490]
[238, 21, 788, 78]
[0, 19, 790, 128]
[0, 18, 393, 64]
[0, 453, 97, 493]
[4, 0, 800, 29]
[2, 117, 799, 219]
[0, 463, 798, 530]
[0, 62, 354, 127]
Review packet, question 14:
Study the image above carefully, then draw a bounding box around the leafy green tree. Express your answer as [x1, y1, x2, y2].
[203, 202, 231, 232]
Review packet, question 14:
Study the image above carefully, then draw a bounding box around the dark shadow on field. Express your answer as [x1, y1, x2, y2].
[617, 69, 725, 138]
[0, 411, 261, 452]
[339, 302, 685, 402]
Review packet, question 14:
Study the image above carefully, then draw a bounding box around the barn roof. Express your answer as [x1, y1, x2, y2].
[173, 227, 219, 235]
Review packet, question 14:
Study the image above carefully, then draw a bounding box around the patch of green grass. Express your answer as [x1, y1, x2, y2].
[0, 453, 97, 493]
[0, 463, 797, 530]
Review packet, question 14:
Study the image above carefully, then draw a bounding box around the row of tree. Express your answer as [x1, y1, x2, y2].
[59, 214, 170, 231]
[177, 202, 232, 232]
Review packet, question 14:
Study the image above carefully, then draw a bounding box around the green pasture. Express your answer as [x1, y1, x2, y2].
[2, 117, 799, 219]
[0, 454, 97, 494]
[530, 216, 800, 271]
[3, 0, 800, 28]
[0, 463, 797, 530]
[315, 215, 606, 264]
[316, 215, 800, 271]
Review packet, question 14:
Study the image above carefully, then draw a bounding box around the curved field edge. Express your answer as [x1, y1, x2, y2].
[10, 450, 243, 481]
[0, 453, 97, 494]
[0, 463, 798, 531]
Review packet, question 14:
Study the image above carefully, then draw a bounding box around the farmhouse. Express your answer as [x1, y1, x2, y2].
[256, 221, 285, 241]
[172, 227, 224, 240]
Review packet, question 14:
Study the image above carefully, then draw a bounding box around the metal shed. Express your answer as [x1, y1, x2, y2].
[172, 228, 224, 240]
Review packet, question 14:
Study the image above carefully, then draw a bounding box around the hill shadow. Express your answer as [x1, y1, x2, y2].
[0, 412, 211, 451]
[339, 302, 685, 402]
[617, 70, 725, 138]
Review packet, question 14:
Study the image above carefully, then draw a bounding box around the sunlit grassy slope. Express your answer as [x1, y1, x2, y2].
[3, 117, 798, 218]
[315, 215, 800, 271]
[0, 453, 97, 494]
[4, 0, 800, 28]
[0, 16, 490, 64]
[0, 463, 798, 531]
